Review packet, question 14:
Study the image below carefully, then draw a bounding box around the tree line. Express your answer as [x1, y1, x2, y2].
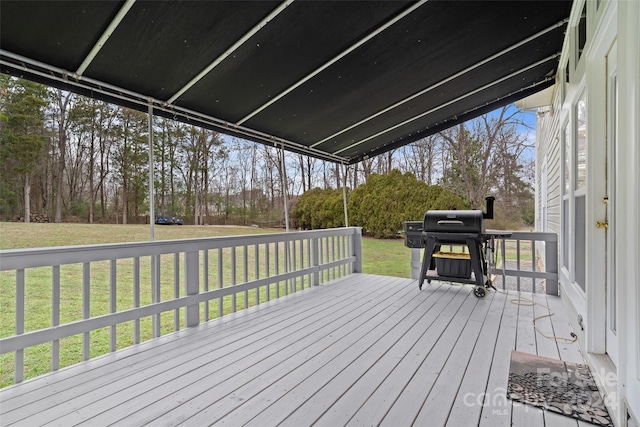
[0, 76, 535, 229]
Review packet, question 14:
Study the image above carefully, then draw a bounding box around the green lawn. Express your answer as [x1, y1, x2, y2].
[0, 223, 413, 387]
[0, 222, 413, 276]
[361, 236, 413, 277]
[0, 222, 279, 249]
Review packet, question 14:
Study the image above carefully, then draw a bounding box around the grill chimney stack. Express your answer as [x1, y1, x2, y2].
[483, 196, 495, 219]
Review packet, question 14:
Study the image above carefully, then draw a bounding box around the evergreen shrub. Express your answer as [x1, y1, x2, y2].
[348, 170, 468, 238]
[292, 170, 468, 238]
[291, 187, 347, 229]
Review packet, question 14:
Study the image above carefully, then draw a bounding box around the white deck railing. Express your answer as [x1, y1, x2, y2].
[0, 227, 362, 385]
[410, 231, 558, 295]
[488, 231, 558, 295]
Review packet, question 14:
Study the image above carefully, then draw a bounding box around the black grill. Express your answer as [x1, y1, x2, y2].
[417, 197, 495, 298]
[423, 210, 484, 236]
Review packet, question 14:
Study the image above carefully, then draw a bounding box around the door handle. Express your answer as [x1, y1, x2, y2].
[596, 221, 608, 229]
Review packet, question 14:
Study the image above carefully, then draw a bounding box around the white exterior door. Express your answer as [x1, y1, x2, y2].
[605, 41, 618, 367]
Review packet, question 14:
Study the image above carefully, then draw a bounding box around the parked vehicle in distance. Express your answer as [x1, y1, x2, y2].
[155, 212, 183, 225]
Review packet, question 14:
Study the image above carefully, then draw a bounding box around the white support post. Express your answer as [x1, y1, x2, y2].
[353, 228, 363, 273]
[151, 255, 160, 338]
[82, 263, 90, 361]
[312, 237, 320, 286]
[342, 163, 349, 227]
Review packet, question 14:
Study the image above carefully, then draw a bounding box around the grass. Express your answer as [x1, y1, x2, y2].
[0, 222, 414, 387]
[361, 237, 414, 277]
[0, 222, 278, 249]
[0, 222, 414, 276]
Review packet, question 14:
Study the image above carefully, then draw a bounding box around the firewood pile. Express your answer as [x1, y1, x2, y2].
[25, 213, 50, 223]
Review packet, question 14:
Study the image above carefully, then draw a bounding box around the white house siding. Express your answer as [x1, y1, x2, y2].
[535, 0, 639, 425]
[534, 104, 561, 273]
[536, 108, 562, 235]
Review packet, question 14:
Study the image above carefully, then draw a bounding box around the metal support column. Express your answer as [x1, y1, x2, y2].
[342, 163, 349, 227]
[280, 146, 293, 293]
[148, 104, 155, 241]
[148, 104, 160, 337]
[280, 146, 290, 232]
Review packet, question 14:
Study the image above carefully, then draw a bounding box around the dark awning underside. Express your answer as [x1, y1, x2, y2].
[1, 1, 571, 164]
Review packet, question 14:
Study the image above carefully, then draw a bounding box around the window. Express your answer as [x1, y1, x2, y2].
[563, 199, 569, 270]
[564, 124, 571, 195]
[575, 195, 586, 291]
[573, 91, 587, 291]
[562, 123, 570, 270]
[541, 159, 548, 232]
[576, 92, 587, 190]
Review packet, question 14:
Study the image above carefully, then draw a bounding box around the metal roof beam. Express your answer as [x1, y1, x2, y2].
[334, 52, 560, 155]
[75, 0, 136, 77]
[313, 18, 569, 149]
[236, 0, 429, 125]
[0, 50, 346, 164]
[166, 0, 295, 105]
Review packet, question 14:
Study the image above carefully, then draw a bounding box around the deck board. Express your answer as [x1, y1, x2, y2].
[513, 292, 546, 427]
[283, 284, 465, 427]
[443, 288, 507, 426]
[380, 288, 480, 426]
[411, 290, 495, 426]
[0, 273, 583, 427]
[224, 279, 443, 426]
[477, 288, 519, 427]
[2, 282, 361, 414]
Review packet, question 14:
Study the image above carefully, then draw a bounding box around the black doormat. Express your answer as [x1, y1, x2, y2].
[507, 350, 613, 426]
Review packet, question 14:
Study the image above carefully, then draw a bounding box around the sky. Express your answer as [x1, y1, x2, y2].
[221, 102, 539, 165]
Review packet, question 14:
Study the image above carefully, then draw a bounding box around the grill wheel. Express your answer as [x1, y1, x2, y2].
[474, 286, 487, 298]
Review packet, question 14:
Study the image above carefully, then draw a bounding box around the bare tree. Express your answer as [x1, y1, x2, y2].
[360, 157, 375, 182]
[65, 97, 116, 222]
[400, 135, 442, 184]
[439, 107, 529, 209]
[97, 104, 116, 221]
[112, 107, 147, 224]
[51, 89, 73, 222]
[178, 126, 222, 224]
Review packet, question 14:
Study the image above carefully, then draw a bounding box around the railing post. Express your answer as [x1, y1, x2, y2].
[15, 269, 24, 384]
[545, 237, 559, 296]
[352, 228, 363, 273]
[152, 254, 161, 338]
[312, 237, 320, 285]
[185, 251, 200, 327]
[82, 262, 90, 361]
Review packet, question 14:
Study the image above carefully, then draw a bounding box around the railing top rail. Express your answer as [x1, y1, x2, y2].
[503, 231, 558, 241]
[0, 227, 362, 271]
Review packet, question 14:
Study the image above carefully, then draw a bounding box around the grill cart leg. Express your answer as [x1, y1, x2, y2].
[418, 236, 437, 290]
[482, 237, 497, 291]
[465, 237, 485, 288]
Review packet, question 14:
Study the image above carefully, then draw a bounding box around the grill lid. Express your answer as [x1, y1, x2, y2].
[423, 210, 484, 234]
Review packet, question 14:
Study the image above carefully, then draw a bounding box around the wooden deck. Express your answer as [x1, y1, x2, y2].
[0, 273, 589, 427]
